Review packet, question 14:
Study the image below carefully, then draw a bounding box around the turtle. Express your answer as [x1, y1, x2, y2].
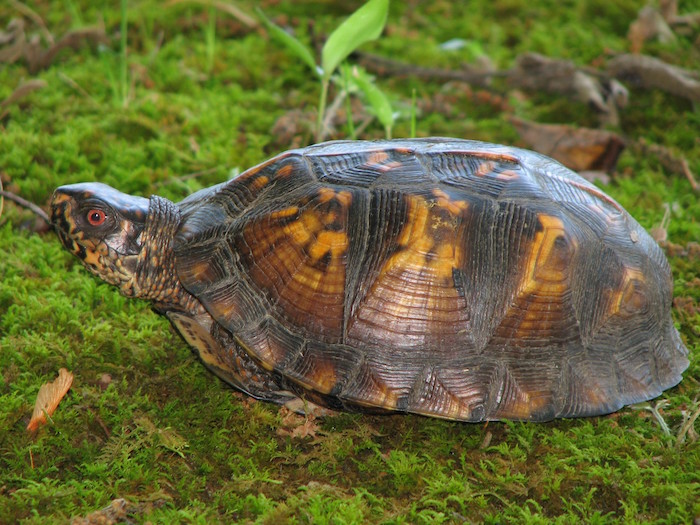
[50, 138, 690, 422]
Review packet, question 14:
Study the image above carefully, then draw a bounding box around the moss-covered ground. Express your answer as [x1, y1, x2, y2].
[1, 1, 698, 523]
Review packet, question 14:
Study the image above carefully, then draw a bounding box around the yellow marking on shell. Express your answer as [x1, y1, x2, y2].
[251, 175, 269, 190]
[383, 195, 466, 281]
[318, 187, 337, 203]
[519, 215, 572, 296]
[308, 230, 350, 262]
[283, 210, 322, 245]
[268, 206, 299, 220]
[609, 267, 647, 316]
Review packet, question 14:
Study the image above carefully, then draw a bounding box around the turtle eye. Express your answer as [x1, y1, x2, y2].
[86, 209, 107, 226]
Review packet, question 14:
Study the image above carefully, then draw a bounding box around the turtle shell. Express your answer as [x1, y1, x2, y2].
[173, 138, 689, 422]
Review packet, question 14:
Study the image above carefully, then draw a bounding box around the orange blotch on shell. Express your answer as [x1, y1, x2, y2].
[475, 160, 496, 178]
[275, 163, 295, 178]
[496, 389, 552, 420]
[432, 189, 469, 215]
[367, 150, 389, 165]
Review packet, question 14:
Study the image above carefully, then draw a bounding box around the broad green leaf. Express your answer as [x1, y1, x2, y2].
[321, 0, 389, 81]
[257, 8, 319, 76]
[349, 66, 394, 138]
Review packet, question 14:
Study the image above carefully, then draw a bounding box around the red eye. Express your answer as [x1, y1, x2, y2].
[87, 209, 107, 226]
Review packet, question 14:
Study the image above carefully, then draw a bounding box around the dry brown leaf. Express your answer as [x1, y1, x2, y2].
[510, 117, 626, 173]
[71, 498, 134, 525]
[276, 407, 320, 439]
[27, 368, 74, 432]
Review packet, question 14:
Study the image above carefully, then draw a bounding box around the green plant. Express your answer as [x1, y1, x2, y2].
[258, 0, 389, 141]
[345, 65, 395, 139]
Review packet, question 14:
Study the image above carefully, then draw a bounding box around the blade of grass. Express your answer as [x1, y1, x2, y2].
[257, 8, 318, 75]
[120, 0, 128, 107]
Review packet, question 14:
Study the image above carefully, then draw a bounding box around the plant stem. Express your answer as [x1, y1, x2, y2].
[410, 88, 417, 138]
[206, 7, 216, 73]
[317, 78, 329, 142]
[342, 66, 355, 139]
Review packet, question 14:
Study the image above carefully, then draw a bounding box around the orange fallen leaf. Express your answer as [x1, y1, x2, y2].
[27, 368, 74, 432]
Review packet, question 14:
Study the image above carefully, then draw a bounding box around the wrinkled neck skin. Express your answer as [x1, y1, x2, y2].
[126, 196, 199, 314]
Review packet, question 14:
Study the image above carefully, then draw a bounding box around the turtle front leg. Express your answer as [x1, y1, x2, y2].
[167, 311, 297, 406]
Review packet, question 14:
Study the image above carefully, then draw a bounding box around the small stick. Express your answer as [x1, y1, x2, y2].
[0, 189, 50, 223]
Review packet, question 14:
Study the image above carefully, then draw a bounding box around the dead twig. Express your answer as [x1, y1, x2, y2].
[607, 54, 700, 103]
[357, 51, 498, 88]
[629, 138, 699, 192]
[0, 79, 47, 120]
[507, 53, 626, 126]
[9, 0, 54, 45]
[30, 26, 108, 73]
[0, 189, 50, 224]
[0, 19, 107, 73]
[166, 0, 258, 28]
[358, 51, 626, 126]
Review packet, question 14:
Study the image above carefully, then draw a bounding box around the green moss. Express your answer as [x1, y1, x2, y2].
[1, 0, 698, 523]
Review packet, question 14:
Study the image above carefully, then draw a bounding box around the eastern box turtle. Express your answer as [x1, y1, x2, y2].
[51, 138, 689, 422]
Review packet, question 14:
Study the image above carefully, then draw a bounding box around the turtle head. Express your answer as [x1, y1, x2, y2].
[51, 183, 183, 303]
